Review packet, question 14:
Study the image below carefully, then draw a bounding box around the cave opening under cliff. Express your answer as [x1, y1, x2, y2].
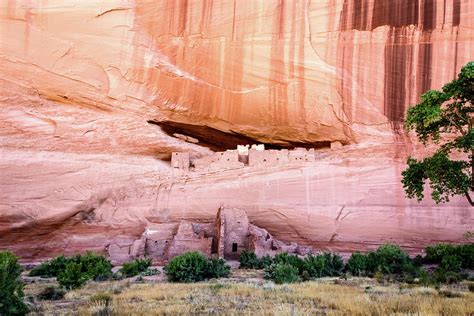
[147, 120, 331, 154]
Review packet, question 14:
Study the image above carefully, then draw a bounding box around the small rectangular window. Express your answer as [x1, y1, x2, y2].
[232, 243, 238, 252]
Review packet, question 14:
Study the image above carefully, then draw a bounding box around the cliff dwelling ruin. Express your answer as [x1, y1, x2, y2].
[171, 144, 329, 173]
[106, 206, 312, 264]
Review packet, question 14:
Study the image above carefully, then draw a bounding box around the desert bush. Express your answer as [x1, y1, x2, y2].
[238, 251, 274, 269]
[302, 253, 344, 279]
[37, 286, 66, 301]
[370, 244, 412, 275]
[164, 252, 230, 282]
[259, 255, 274, 269]
[58, 262, 89, 290]
[165, 252, 208, 282]
[421, 243, 473, 284]
[239, 250, 260, 269]
[264, 263, 299, 284]
[433, 269, 461, 284]
[0, 251, 29, 316]
[424, 243, 473, 268]
[439, 255, 462, 273]
[413, 255, 424, 267]
[273, 253, 304, 273]
[119, 258, 152, 278]
[29, 252, 112, 282]
[346, 252, 370, 276]
[90, 292, 112, 305]
[206, 258, 231, 279]
[140, 268, 161, 276]
[76, 252, 113, 281]
[455, 244, 474, 269]
[424, 243, 456, 264]
[29, 255, 70, 278]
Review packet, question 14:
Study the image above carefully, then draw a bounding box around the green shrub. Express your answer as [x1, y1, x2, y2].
[29, 252, 112, 282]
[302, 253, 344, 279]
[264, 263, 299, 284]
[370, 244, 412, 275]
[206, 258, 231, 279]
[433, 268, 461, 284]
[239, 251, 260, 269]
[422, 243, 473, 284]
[0, 251, 29, 316]
[164, 252, 230, 283]
[440, 255, 462, 273]
[413, 254, 424, 267]
[346, 252, 369, 276]
[259, 255, 274, 269]
[238, 251, 274, 270]
[119, 258, 152, 278]
[76, 252, 112, 281]
[165, 252, 208, 282]
[273, 253, 304, 273]
[29, 255, 70, 278]
[423, 243, 473, 268]
[57, 262, 89, 290]
[418, 268, 433, 286]
[37, 286, 66, 301]
[456, 244, 474, 269]
[140, 268, 161, 276]
[424, 243, 456, 264]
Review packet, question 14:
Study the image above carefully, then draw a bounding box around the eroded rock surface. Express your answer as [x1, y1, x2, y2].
[0, 1, 472, 262]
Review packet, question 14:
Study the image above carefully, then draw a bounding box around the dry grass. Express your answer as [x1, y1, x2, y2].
[24, 274, 474, 315]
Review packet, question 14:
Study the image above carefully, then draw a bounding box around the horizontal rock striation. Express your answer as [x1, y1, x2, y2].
[0, 1, 472, 261]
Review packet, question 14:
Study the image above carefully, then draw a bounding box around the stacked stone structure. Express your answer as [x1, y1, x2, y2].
[108, 206, 312, 263]
[172, 146, 318, 172]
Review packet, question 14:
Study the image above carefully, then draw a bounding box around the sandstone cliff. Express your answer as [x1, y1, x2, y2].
[0, 0, 472, 261]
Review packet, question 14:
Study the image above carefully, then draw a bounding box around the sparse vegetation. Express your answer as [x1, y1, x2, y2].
[206, 258, 231, 279]
[58, 262, 89, 290]
[30, 252, 113, 290]
[345, 252, 370, 276]
[164, 252, 230, 282]
[239, 250, 273, 269]
[302, 253, 344, 278]
[425, 243, 474, 268]
[30, 252, 112, 281]
[0, 251, 29, 316]
[22, 278, 474, 315]
[37, 286, 66, 301]
[9, 242, 474, 314]
[29, 254, 70, 278]
[119, 258, 152, 278]
[344, 244, 420, 283]
[264, 263, 300, 284]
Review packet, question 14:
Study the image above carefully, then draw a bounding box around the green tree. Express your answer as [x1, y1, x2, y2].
[0, 251, 29, 315]
[402, 62, 473, 206]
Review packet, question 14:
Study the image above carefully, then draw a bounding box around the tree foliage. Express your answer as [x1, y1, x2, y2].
[0, 251, 29, 315]
[402, 62, 474, 206]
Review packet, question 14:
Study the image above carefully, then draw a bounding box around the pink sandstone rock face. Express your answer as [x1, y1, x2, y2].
[0, 1, 472, 262]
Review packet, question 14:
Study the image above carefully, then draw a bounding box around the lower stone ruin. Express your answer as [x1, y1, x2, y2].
[107, 206, 313, 264]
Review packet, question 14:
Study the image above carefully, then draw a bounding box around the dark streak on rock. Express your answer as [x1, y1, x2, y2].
[453, 0, 461, 26]
[384, 28, 413, 125]
[423, 0, 436, 31]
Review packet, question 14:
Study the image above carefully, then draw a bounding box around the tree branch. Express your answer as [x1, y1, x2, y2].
[465, 191, 474, 207]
